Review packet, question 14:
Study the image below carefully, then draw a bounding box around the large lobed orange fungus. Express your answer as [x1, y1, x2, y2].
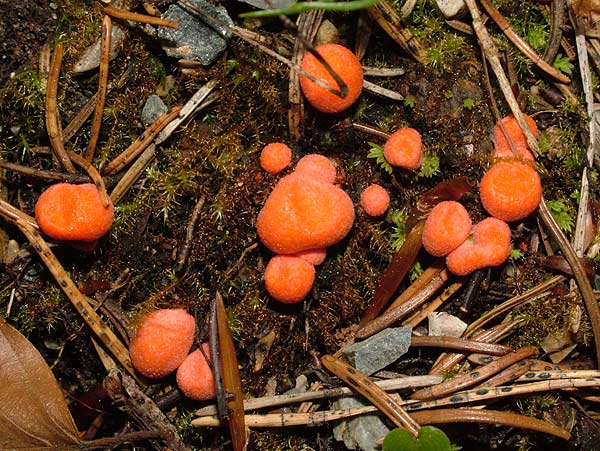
[256, 164, 355, 254]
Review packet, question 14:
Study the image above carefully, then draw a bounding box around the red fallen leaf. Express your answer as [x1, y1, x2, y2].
[359, 177, 473, 327]
[0, 317, 82, 450]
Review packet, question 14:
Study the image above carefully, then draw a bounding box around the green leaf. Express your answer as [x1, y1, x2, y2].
[404, 95, 416, 108]
[553, 54, 574, 76]
[390, 209, 408, 250]
[546, 198, 574, 233]
[239, 0, 378, 17]
[509, 247, 524, 261]
[383, 426, 456, 451]
[367, 142, 393, 175]
[462, 98, 477, 109]
[417, 154, 440, 178]
[409, 261, 423, 282]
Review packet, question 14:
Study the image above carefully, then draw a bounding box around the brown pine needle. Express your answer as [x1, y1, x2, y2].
[321, 354, 420, 436]
[357, 265, 449, 339]
[411, 335, 512, 356]
[45, 43, 76, 174]
[413, 347, 537, 400]
[102, 106, 181, 176]
[411, 408, 570, 440]
[86, 15, 112, 163]
[404, 281, 464, 327]
[103, 5, 180, 28]
[430, 320, 520, 375]
[66, 151, 110, 208]
[463, 275, 565, 336]
[479, 360, 532, 387]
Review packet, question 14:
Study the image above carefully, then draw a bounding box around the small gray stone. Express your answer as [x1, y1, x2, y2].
[158, 0, 233, 66]
[342, 326, 412, 376]
[434, 0, 467, 19]
[333, 397, 390, 451]
[141, 95, 168, 126]
[428, 312, 467, 337]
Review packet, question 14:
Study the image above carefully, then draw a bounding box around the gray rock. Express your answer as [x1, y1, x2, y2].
[141, 95, 168, 126]
[158, 0, 233, 66]
[342, 326, 412, 376]
[428, 312, 467, 337]
[333, 396, 390, 451]
[434, 0, 468, 19]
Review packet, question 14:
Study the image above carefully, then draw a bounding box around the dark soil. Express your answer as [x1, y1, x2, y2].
[1, 1, 599, 451]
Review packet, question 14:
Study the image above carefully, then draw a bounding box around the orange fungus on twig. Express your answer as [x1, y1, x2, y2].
[299, 44, 363, 113]
[35, 183, 114, 242]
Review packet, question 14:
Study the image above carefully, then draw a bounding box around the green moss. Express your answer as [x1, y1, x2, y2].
[408, 0, 469, 71]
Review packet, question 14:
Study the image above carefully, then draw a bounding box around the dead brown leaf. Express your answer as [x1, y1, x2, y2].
[215, 292, 248, 451]
[0, 317, 82, 451]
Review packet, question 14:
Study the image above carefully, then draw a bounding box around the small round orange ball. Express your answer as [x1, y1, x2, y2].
[479, 161, 542, 222]
[260, 142, 292, 175]
[422, 201, 472, 257]
[360, 184, 390, 217]
[176, 343, 216, 401]
[129, 309, 195, 378]
[264, 255, 315, 303]
[383, 128, 423, 170]
[299, 44, 363, 113]
[35, 183, 114, 242]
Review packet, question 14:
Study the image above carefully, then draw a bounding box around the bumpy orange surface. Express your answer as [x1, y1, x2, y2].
[479, 161, 542, 222]
[383, 128, 423, 170]
[293, 248, 327, 266]
[264, 255, 316, 303]
[176, 343, 216, 401]
[260, 142, 292, 174]
[360, 184, 390, 217]
[299, 44, 363, 113]
[294, 154, 337, 184]
[129, 309, 195, 378]
[35, 183, 114, 242]
[257, 172, 355, 254]
[493, 114, 538, 159]
[422, 201, 472, 257]
[446, 217, 511, 276]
